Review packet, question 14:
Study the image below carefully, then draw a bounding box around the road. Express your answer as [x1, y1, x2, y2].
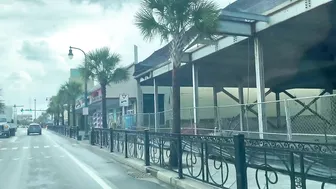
[0, 128, 171, 189]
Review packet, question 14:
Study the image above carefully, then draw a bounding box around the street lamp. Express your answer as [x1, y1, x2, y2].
[68, 48, 73, 60]
[68, 46, 89, 140]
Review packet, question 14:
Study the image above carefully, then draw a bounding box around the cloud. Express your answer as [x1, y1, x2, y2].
[0, 0, 233, 113]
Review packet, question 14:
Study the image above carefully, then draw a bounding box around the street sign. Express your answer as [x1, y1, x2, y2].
[119, 94, 129, 107]
[83, 107, 89, 115]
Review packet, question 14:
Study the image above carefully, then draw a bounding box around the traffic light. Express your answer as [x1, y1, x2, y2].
[21, 108, 23, 113]
[29, 109, 32, 111]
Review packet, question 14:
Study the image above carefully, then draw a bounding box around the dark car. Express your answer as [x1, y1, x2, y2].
[27, 123, 42, 135]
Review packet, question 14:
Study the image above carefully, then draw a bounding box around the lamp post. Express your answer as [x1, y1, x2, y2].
[68, 46, 89, 139]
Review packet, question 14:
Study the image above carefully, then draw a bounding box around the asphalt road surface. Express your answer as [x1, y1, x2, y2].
[0, 128, 171, 189]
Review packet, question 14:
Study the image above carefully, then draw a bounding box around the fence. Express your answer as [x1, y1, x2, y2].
[49, 126, 336, 189]
[127, 94, 336, 143]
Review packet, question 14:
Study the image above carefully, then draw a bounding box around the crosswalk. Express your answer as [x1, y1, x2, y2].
[0, 143, 78, 151]
[0, 155, 67, 162]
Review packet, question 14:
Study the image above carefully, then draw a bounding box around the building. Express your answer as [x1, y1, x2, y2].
[17, 114, 33, 123]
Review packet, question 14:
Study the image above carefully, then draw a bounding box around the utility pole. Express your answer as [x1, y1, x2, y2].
[34, 99, 36, 121]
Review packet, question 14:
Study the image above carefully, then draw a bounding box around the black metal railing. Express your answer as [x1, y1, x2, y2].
[50, 126, 336, 189]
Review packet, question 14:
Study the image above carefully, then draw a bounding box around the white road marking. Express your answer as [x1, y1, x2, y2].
[53, 145, 59, 147]
[44, 156, 51, 159]
[27, 157, 33, 160]
[60, 155, 65, 158]
[1, 148, 7, 150]
[13, 158, 19, 161]
[44, 145, 50, 148]
[45, 133, 116, 189]
[9, 136, 18, 143]
[12, 147, 18, 150]
[33, 146, 39, 149]
[23, 146, 29, 149]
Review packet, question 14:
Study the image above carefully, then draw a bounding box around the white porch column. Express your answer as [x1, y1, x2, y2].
[238, 84, 245, 131]
[254, 37, 266, 139]
[192, 63, 199, 135]
[213, 87, 219, 130]
[136, 79, 143, 128]
[153, 78, 159, 132]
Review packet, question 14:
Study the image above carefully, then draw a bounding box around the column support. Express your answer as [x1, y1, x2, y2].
[153, 78, 159, 132]
[192, 63, 199, 135]
[254, 37, 266, 139]
[238, 84, 245, 131]
[136, 79, 143, 128]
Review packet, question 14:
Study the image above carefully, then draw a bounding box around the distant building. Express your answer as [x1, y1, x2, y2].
[69, 68, 94, 90]
[17, 114, 33, 122]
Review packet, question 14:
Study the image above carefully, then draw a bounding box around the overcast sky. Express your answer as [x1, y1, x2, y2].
[0, 0, 234, 115]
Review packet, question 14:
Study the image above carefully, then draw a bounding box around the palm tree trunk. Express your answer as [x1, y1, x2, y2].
[67, 105, 71, 127]
[61, 109, 65, 125]
[169, 34, 183, 168]
[72, 102, 76, 127]
[101, 85, 107, 129]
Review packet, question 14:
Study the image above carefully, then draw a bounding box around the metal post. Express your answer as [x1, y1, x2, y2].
[275, 92, 281, 128]
[34, 99, 37, 121]
[110, 128, 114, 152]
[153, 78, 159, 132]
[234, 134, 247, 189]
[284, 99, 292, 141]
[69, 46, 89, 139]
[192, 63, 199, 135]
[144, 129, 150, 166]
[254, 37, 266, 139]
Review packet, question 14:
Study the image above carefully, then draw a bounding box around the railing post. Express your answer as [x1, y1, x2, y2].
[110, 129, 114, 152]
[177, 133, 183, 179]
[90, 128, 94, 145]
[100, 129, 103, 148]
[144, 129, 150, 166]
[125, 131, 128, 158]
[234, 134, 247, 189]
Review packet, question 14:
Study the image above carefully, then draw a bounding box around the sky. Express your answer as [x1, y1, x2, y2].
[0, 0, 234, 116]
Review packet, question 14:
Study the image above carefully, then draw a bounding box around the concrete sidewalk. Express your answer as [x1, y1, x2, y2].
[71, 139, 221, 189]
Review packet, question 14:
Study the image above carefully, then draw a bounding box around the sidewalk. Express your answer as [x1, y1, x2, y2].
[73, 139, 221, 189]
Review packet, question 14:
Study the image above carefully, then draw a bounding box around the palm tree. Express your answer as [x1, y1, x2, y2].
[65, 81, 83, 128]
[57, 85, 68, 125]
[135, 0, 219, 134]
[47, 96, 59, 125]
[82, 47, 129, 129]
[135, 0, 219, 166]
[0, 102, 4, 112]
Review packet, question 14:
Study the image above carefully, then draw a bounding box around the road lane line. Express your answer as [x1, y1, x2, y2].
[1, 148, 7, 150]
[27, 157, 33, 160]
[12, 147, 18, 150]
[33, 146, 39, 149]
[9, 136, 18, 143]
[44, 156, 51, 159]
[13, 158, 19, 161]
[44, 145, 50, 148]
[53, 145, 59, 147]
[45, 133, 117, 189]
[23, 146, 29, 149]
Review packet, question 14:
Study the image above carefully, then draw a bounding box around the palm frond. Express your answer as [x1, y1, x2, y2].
[84, 47, 129, 86]
[108, 67, 129, 85]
